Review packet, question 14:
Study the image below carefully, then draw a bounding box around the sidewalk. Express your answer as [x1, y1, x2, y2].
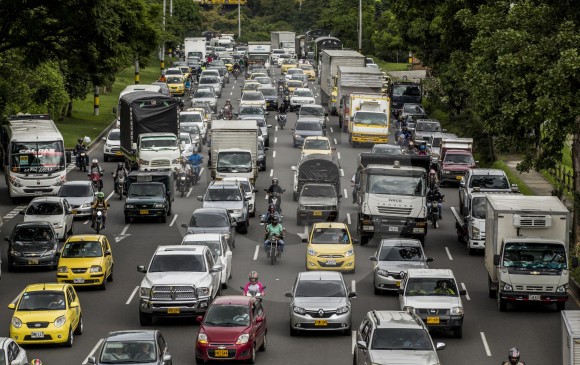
[501, 155, 554, 196]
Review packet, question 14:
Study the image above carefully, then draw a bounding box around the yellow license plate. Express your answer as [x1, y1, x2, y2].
[313, 211, 322, 216]
[455, 175, 463, 180]
[215, 349, 229, 357]
[314, 320, 328, 326]
[167, 308, 180, 314]
[426, 316, 440, 324]
[28, 259, 39, 265]
[72, 210, 78, 215]
[395, 281, 401, 287]
[115, 151, 123, 156]
[140, 210, 149, 215]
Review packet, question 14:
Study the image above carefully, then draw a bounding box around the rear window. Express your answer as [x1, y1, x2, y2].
[190, 212, 229, 227]
[243, 93, 263, 101]
[26, 202, 63, 215]
[58, 184, 91, 197]
[470, 175, 509, 189]
[296, 122, 321, 131]
[199, 77, 218, 83]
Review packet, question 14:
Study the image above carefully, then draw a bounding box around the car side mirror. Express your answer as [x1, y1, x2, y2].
[436, 342, 446, 351]
[397, 288, 404, 295]
[132, 142, 137, 151]
[572, 256, 579, 269]
[7, 303, 15, 310]
[426, 257, 434, 262]
[87, 356, 96, 364]
[369, 256, 377, 262]
[101, 137, 106, 142]
[267, 125, 273, 128]
[459, 290, 467, 296]
[197, 196, 203, 201]
[196, 315, 204, 323]
[493, 254, 500, 266]
[253, 189, 258, 192]
[181, 224, 189, 228]
[351, 238, 359, 244]
[301, 237, 308, 243]
[162, 354, 172, 363]
[356, 340, 367, 350]
[104, 250, 112, 256]
[291, 166, 296, 171]
[4, 237, 9, 241]
[265, 112, 270, 115]
[325, 112, 329, 116]
[459, 180, 465, 187]
[211, 265, 223, 273]
[264, 147, 269, 151]
[70, 301, 80, 308]
[284, 291, 293, 298]
[137, 265, 147, 273]
[348, 291, 357, 298]
[256, 316, 264, 323]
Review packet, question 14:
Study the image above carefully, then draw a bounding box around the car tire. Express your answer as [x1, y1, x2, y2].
[108, 265, 114, 282]
[453, 326, 463, 339]
[161, 215, 167, 223]
[237, 219, 249, 234]
[342, 327, 351, 336]
[99, 276, 107, 290]
[104, 155, 109, 162]
[289, 326, 298, 337]
[360, 235, 369, 246]
[250, 210, 255, 218]
[557, 301, 566, 311]
[247, 345, 256, 364]
[74, 315, 84, 335]
[374, 285, 381, 295]
[139, 311, 153, 326]
[498, 296, 507, 312]
[195, 356, 205, 365]
[64, 327, 74, 347]
[259, 332, 267, 351]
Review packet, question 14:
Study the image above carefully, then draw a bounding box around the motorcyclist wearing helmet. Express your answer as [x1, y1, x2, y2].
[178, 157, 193, 179]
[243, 271, 265, 296]
[74, 138, 89, 166]
[89, 158, 104, 191]
[427, 187, 444, 220]
[264, 216, 285, 258]
[417, 144, 428, 156]
[501, 348, 526, 365]
[187, 149, 203, 178]
[278, 100, 289, 114]
[262, 204, 281, 224]
[266, 178, 285, 211]
[224, 99, 233, 117]
[113, 162, 128, 194]
[91, 192, 109, 229]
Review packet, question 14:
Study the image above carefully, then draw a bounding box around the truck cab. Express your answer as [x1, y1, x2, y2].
[438, 138, 475, 186]
[135, 133, 181, 172]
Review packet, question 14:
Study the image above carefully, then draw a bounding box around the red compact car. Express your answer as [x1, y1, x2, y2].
[195, 295, 267, 364]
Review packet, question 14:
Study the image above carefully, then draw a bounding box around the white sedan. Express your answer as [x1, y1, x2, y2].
[181, 234, 232, 289]
[290, 88, 316, 111]
[22, 197, 74, 241]
[223, 177, 258, 217]
[0, 337, 28, 365]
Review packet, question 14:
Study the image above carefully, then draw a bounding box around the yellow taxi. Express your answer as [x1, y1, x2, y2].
[222, 58, 234, 72]
[166, 75, 185, 96]
[179, 66, 191, 80]
[304, 222, 355, 273]
[56, 235, 114, 289]
[281, 59, 299, 74]
[286, 80, 304, 93]
[189, 107, 212, 122]
[299, 64, 316, 80]
[301, 136, 334, 158]
[8, 283, 83, 347]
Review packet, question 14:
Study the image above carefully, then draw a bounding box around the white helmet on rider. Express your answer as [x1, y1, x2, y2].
[92, 159, 98, 164]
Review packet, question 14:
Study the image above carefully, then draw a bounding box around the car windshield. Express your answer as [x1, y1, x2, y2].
[283, 59, 297, 64]
[260, 88, 277, 96]
[18, 291, 66, 311]
[353, 112, 388, 126]
[180, 114, 203, 123]
[190, 212, 229, 227]
[292, 74, 307, 81]
[26, 202, 63, 215]
[303, 139, 330, 150]
[204, 305, 250, 327]
[149, 254, 206, 272]
[371, 328, 432, 351]
[179, 134, 192, 144]
[167, 77, 182, 84]
[10, 140, 66, 174]
[205, 188, 242, 201]
[379, 246, 423, 261]
[444, 153, 474, 164]
[183, 239, 222, 257]
[100, 340, 157, 363]
[166, 69, 181, 75]
[199, 77, 218, 84]
[140, 137, 177, 149]
[108, 130, 120, 140]
[62, 241, 103, 258]
[310, 227, 349, 244]
[194, 91, 214, 98]
[295, 280, 346, 297]
[300, 65, 314, 71]
[243, 83, 260, 91]
[470, 175, 509, 189]
[405, 278, 458, 296]
[403, 104, 425, 114]
[368, 175, 425, 196]
[471, 197, 487, 219]
[58, 184, 91, 197]
[503, 242, 567, 270]
[243, 93, 263, 101]
[300, 107, 324, 117]
[293, 90, 312, 98]
[296, 122, 321, 131]
[255, 77, 270, 84]
[288, 81, 303, 88]
[239, 106, 264, 115]
[128, 184, 164, 197]
[392, 85, 421, 97]
[416, 122, 441, 132]
[288, 69, 303, 75]
[250, 74, 267, 79]
[181, 124, 200, 134]
[302, 185, 336, 198]
[372, 145, 402, 155]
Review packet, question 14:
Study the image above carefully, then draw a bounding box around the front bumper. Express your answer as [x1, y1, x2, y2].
[11, 323, 72, 345]
[440, 170, 467, 183]
[57, 270, 106, 286]
[196, 342, 254, 361]
[70, 205, 92, 218]
[290, 311, 351, 331]
[467, 238, 485, 250]
[103, 148, 123, 159]
[416, 313, 464, 330]
[139, 297, 211, 316]
[359, 217, 427, 238]
[265, 100, 279, 110]
[306, 255, 355, 272]
[9, 255, 57, 268]
[374, 271, 404, 291]
[351, 135, 388, 144]
[297, 209, 338, 223]
[124, 208, 166, 218]
[500, 291, 568, 304]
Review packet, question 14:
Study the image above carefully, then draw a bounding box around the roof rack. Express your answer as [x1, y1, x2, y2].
[8, 114, 51, 121]
[372, 310, 380, 325]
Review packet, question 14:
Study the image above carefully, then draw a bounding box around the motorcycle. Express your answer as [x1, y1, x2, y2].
[240, 286, 266, 301]
[93, 209, 105, 233]
[224, 105, 233, 120]
[267, 234, 283, 265]
[77, 151, 88, 172]
[233, 68, 240, 80]
[428, 200, 440, 228]
[265, 189, 284, 213]
[176, 170, 190, 197]
[88, 171, 103, 192]
[114, 172, 126, 200]
[276, 113, 287, 129]
[259, 212, 284, 225]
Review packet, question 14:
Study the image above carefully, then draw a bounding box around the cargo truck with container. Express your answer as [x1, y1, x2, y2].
[209, 120, 259, 184]
[184, 37, 207, 61]
[319, 50, 365, 109]
[336, 66, 383, 129]
[485, 195, 576, 312]
[346, 93, 390, 147]
[390, 82, 422, 118]
[271, 31, 295, 55]
[247, 42, 272, 70]
[438, 138, 476, 186]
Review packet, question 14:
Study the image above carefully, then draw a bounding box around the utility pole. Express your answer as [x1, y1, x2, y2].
[238, 0, 241, 39]
[170, 0, 173, 16]
[358, 0, 362, 53]
[160, 0, 166, 76]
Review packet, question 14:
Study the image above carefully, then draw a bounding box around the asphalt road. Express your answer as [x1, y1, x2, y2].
[0, 66, 574, 365]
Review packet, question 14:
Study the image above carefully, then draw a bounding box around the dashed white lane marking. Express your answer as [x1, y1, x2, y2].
[273, 151, 276, 158]
[333, 138, 338, 145]
[120, 224, 130, 236]
[343, 189, 348, 199]
[351, 331, 357, 354]
[270, 169, 273, 177]
[330, 127, 334, 133]
[461, 283, 471, 300]
[274, 137, 278, 143]
[253, 245, 259, 260]
[126, 286, 139, 305]
[230, 91, 233, 95]
[347, 213, 351, 225]
[480, 332, 492, 356]
[83, 338, 104, 364]
[337, 152, 341, 160]
[199, 167, 204, 176]
[351, 280, 356, 292]
[169, 214, 178, 227]
[340, 169, 344, 177]
[84, 219, 90, 225]
[275, 126, 278, 132]
[232, 85, 236, 89]
[445, 247, 453, 261]
[3, 205, 26, 220]
[106, 191, 114, 201]
[186, 187, 193, 198]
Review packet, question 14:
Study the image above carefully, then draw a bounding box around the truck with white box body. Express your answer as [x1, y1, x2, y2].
[247, 42, 271, 70]
[210, 120, 259, 183]
[561, 310, 580, 365]
[184, 37, 206, 61]
[485, 195, 575, 312]
[319, 50, 365, 108]
[336, 66, 383, 128]
[271, 31, 295, 55]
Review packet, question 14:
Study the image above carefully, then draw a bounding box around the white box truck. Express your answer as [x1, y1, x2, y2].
[271, 31, 295, 55]
[319, 50, 365, 108]
[347, 93, 390, 146]
[562, 310, 580, 365]
[485, 195, 576, 312]
[210, 120, 259, 183]
[336, 66, 383, 128]
[184, 37, 206, 61]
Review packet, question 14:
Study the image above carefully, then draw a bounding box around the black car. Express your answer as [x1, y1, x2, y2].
[297, 183, 340, 225]
[259, 86, 279, 110]
[87, 330, 172, 365]
[181, 208, 236, 249]
[124, 171, 174, 224]
[6, 222, 59, 270]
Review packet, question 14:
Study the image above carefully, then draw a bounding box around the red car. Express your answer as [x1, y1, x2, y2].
[195, 295, 267, 364]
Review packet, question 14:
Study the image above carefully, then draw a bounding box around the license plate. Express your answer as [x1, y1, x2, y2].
[314, 320, 328, 326]
[456, 175, 463, 180]
[73, 278, 85, 284]
[167, 308, 180, 314]
[72, 210, 78, 215]
[31, 332, 44, 339]
[362, 225, 374, 231]
[140, 210, 149, 215]
[396, 281, 401, 287]
[529, 294, 541, 301]
[34, 191, 42, 195]
[115, 151, 123, 156]
[28, 259, 39, 265]
[313, 211, 322, 216]
[426, 317, 440, 324]
[388, 226, 399, 232]
[214, 349, 229, 357]
[326, 260, 336, 265]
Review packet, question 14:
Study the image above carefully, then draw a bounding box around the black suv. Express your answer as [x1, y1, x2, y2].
[6, 222, 59, 270]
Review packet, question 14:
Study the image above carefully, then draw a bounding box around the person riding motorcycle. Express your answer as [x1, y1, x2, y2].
[91, 192, 109, 229]
[262, 204, 281, 224]
[187, 149, 203, 178]
[278, 101, 289, 114]
[243, 271, 265, 296]
[264, 216, 285, 258]
[89, 159, 104, 191]
[417, 144, 428, 156]
[74, 138, 89, 167]
[224, 99, 233, 119]
[177, 158, 193, 184]
[266, 178, 284, 211]
[501, 348, 526, 365]
[427, 187, 444, 220]
[112, 162, 128, 194]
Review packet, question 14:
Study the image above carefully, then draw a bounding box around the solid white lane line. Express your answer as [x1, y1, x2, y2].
[274, 137, 278, 143]
[121, 224, 130, 236]
[186, 187, 193, 198]
[199, 167, 204, 176]
[330, 127, 334, 133]
[347, 213, 351, 225]
[106, 191, 114, 201]
[273, 151, 276, 158]
[83, 338, 104, 364]
[351, 331, 357, 354]
[340, 169, 344, 177]
[169, 214, 178, 227]
[461, 283, 471, 300]
[126, 286, 139, 305]
[480, 332, 492, 356]
[270, 169, 273, 177]
[343, 189, 348, 199]
[445, 247, 453, 261]
[351, 280, 356, 293]
[337, 152, 341, 160]
[333, 138, 338, 145]
[84, 219, 90, 225]
[253, 245, 259, 260]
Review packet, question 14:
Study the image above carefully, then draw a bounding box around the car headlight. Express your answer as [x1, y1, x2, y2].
[58, 266, 68, 273]
[293, 306, 306, 315]
[197, 333, 208, 344]
[557, 284, 568, 293]
[450, 306, 464, 315]
[232, 209, 243, 214]
[502, 282, 513, 291]
[443, 170, 450, 174]
[10, 249, 22, 257]
[140, 287, 151, 298]
[80, 203, 91, 208]
[42, 250, 56, 258]
[223, 233, 230, 241]
[307, 248, 317, 256]
[471, 226, 481, 240]
[236, 334, 250, 345]
[336, 306, 349, 315]
[344, 249, 354, 257]
[54, 315, 67, 328]
[153, 203, 165, 208]
[90, 265, 102, 273]
[139, 159, 150, 165]
[377, 269, 389, 277]
[197, 287, 210, 296]
[11, 317, 22, 328]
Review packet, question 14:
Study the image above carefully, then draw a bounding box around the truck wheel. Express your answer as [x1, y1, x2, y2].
[498, 296, 507, 312]
[124, 216, 131, 224]
[360, 235, 369, 246]
[488, 276, 497, 298]
[556, 302, 566, 311]
[161, 215, 167, 223]
[139, 311, 153, 326]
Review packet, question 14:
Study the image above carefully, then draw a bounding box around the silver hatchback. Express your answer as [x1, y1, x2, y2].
[285, 271, 356, 336]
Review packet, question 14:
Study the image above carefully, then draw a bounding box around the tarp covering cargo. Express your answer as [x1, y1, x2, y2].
[297, 154, 341, 196]
[119, 91, 179, 152]
[357, 153, 430, 172]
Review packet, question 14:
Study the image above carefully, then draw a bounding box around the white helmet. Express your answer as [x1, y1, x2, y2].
[92, 159, 98, 164]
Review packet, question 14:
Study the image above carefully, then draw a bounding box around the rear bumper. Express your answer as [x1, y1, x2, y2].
[124, 208, 166, 218]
